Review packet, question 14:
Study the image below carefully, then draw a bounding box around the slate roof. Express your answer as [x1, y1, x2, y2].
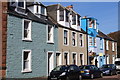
[8, 2, 54, 25]
[97, 30, 116, 41]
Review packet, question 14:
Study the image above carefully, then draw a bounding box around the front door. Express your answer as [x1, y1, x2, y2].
[48, 52, 54, 75]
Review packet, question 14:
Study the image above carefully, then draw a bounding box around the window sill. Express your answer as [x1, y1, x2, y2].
[21, 70, 32, 73]
[80, 46, 84, 48]
[47, 41, 54, 44]
[22, 39, 32, 42]
[64, 44, 69, 46]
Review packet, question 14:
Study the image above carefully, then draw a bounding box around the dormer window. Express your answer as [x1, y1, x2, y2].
[18, 0, 25, 9]
[34, 5, 46, 16]
[89, 19, 93, 28]
[59, 10, 64, 21]
[10, 0, 25, 9]
[72, 14, 76, 25]
[18, 2, 24, 8]
[36, 5, 39, 14]
[41, 6, 45, 15]
[77, 15, 80, 26]
[66, 10, 69, 22]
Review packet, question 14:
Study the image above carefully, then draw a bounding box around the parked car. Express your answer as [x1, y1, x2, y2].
[48, 65, 82, 80]
[100, 64, 117, 75]
[114, 58, 120, 73]
[79, 65, 103, 79]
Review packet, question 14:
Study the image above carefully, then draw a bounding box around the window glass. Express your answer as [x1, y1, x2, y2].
[59, 10, 64, 21]
[41, 6, 45, 14]
[72, 14, 76, 25]
[64, 30, 68, 45]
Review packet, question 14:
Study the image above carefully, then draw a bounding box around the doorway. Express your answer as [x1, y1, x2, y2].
[48, 52, 54, 75]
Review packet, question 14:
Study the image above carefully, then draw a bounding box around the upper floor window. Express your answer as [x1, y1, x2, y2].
[47, 25, 54, 43]
[89, 37, 92, 46]
[77, 15, 80, 26]
[22, 19, 32, 41]
[41, 6, 45, 15]
[72, 32, 77, 46]
[35, 5, 46, 15]
[79, 34, 83, 47]
[93, 38, 96, 46]
[72, 14, 76, 25]
[36, 5, 40, 14]
[66, 10, 69, 22]
[89, 19, 93, 28]
[106, 40, 109, 50]
[64, 30, 68, 45]
[59, 10, 64, 21]
[10, 0, 26, 9]
[100, 38, 103, 49]
[112, 42, 115, 51]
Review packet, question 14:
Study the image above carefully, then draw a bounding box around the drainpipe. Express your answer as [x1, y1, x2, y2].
[86, 18, 89, 65]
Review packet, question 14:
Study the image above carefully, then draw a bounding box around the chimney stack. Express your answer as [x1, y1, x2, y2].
[66, 5, 73, 9]
[83, 16, 87, 18]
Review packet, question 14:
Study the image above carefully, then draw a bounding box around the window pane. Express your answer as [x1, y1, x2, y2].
[23, 51, 29, 70]
[80, 34, 83, 46]
[72, 14, 76, 25]
[18, 2, 24, 8]
[72, 32, 76, 46]
[66, 10, 69, 22]
[59, 10, 64, 21]
[48, 25, 53, 42]
[64, 53, 68, 65]
[41, 6, 45, 14]
[64, 30, 68, 45]
[24, 20, 30, 38]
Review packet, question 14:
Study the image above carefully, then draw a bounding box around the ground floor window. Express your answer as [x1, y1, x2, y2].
[72, 53, 77, 65]
[64, 53, 69, 65]
[80, 54, 84, 65]
[22, 50, 32, 73]
[56, 53, 62, 66]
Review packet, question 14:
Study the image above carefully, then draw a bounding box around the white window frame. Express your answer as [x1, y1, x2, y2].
[63, 29, 69, 46]
[21, 50, 32, 73]
[17, 0, 26, 9]
[112, 42, 115, 51]
[80, 53, 84, 65]
[106, 40, 109, 50]
[59, 9, 64, 21]
[22, 19, 32, 41]
[71, 31, 77, 46]
[34, 5, 41, 14]
[47, 25, 54, 43]
[72, 52, 77, 65]
[100, 38, 103, 49]
[79, 33, 84, 47]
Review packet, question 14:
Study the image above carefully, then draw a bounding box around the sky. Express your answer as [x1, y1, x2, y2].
[43, 2, 118, 34]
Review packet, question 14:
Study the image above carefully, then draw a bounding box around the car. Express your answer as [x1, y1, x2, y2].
[114, 58, 120, 73]
[100, 64, 117, 75]
[48, 65, 82, 80]
[79, 65, 103, 79]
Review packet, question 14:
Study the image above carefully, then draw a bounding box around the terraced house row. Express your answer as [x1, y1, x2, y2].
[0, 1, 117, 79]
